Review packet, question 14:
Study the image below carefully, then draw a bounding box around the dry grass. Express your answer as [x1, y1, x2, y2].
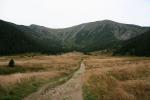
[0, 52, 82, 85]
[84, 55, 150, 100]
[0, 71, 61, 87]
[0, 52, 82, 72]
[0, 52, 83, 99]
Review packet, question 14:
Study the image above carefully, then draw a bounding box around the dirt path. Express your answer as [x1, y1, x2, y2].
[24, 60, 85, 100]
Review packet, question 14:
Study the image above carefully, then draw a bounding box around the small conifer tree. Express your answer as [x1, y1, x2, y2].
[8, 59, 15, 67]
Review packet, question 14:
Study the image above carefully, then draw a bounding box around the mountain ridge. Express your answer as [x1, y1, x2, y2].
[0, 19, 149, 55]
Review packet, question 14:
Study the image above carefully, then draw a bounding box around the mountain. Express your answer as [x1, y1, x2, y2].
[58, 20, 149, 52]
[0, 19, 149, 55]
[114, 30, 150, 56]
[27, 20, 149, 52]
[0, 20, 62, 55]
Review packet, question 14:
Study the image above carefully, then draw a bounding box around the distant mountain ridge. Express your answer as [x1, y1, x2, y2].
[0, 19, 149, 56]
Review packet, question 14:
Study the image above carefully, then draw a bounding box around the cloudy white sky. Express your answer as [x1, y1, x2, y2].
[0, 0, 149, 28]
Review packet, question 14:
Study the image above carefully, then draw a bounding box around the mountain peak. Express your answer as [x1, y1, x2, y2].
[30, 24, 40, 27]
[102, 19, 114, 22]
[99, 20, 119, 24]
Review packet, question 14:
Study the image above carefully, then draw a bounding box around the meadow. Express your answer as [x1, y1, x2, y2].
[1, 52, 150, 100]
[0, 52, 82, 100]
[83, 55, 150, 100]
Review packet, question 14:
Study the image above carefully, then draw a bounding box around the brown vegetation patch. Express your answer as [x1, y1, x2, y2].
[84, 55, 150, 100]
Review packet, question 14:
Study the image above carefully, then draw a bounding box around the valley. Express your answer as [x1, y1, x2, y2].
[0, 0, 149, 100]
[0, 19, 150, 100]
[0, 0, 150, 100]
[0, 53, 150, 100]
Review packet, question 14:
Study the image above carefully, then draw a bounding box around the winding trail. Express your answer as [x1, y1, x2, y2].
[24, 60, 85, 100]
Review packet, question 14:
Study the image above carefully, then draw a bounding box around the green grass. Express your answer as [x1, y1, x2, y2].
[0, 75, 66, 100]
[115, 56, 150, 61]
[0, 66, 45, 75]
[0, 73, 75, 100]
[0, 64, 80, 100]
[83, 85, 97, 100]
[0, 79, 44, 100]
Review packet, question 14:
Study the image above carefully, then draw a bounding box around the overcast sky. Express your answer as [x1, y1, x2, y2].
[0, 0, 149, 28]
